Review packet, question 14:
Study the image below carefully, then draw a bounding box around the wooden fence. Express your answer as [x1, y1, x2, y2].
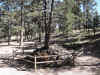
[12, 49, 76, 72]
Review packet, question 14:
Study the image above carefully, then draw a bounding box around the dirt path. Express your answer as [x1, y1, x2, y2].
[0, 66, 99, 75]
[0, 42, 100, 75]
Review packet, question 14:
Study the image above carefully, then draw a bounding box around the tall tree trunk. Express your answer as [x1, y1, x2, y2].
[20, 1, 24, 48]
[38, 22, 42, 43]
[7, 1, 11, 45]
[8, 20, 11, 45]
[43, 0, 54, 49]
[43, 0, 48, 49]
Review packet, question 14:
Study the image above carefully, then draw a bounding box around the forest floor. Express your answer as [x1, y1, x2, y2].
[0, 30, 100, 75]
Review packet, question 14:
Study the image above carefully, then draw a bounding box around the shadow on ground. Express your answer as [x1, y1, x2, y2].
[50, 32, 100, 59]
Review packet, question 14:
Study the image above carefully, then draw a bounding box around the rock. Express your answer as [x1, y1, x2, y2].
[49, 44, 71, 59]
[49, 44, 74, 65]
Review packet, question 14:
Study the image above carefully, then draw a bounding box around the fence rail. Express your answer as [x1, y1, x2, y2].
[13, 49, 75, 71]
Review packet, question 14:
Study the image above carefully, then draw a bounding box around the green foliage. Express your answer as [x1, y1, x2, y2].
[63, 0, 80, 34]
[27, 11, 40, 17]
[0, 0, 98, 41]
[93, 12, 100, 26]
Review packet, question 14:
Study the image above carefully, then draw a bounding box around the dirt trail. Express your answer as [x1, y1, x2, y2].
[0, 42, 100, 75]
[0, 66, 98, 75]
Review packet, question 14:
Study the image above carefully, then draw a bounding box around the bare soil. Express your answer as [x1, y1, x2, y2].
[0, 41, 99, 75]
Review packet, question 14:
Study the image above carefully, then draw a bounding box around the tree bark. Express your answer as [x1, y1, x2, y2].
[7, 1, 11, 45]
[44, 0, 54, 49]
[8, 20, 11, 45]
[19, 1, 24, 47]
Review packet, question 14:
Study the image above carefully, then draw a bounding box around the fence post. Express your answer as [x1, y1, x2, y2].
[34, 55, 37, 72]
[72, 52, 76, 66]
